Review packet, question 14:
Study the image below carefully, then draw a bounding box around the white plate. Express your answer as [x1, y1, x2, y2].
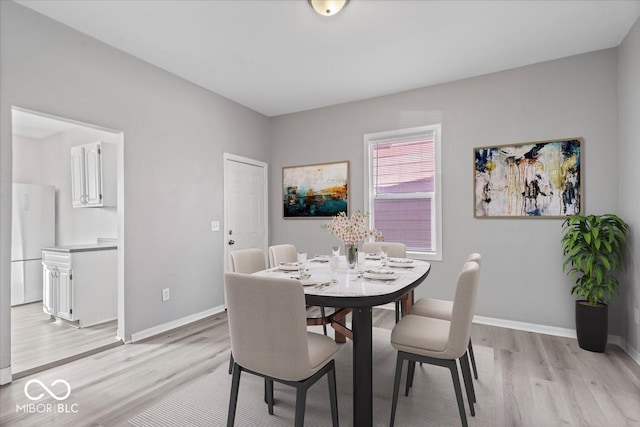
[313, 255, 331, 262]
[279, 262, 300, 271]
[363, 269, 397, 281]
[387, 258, 414, 268]
[365, 253, 381, 260]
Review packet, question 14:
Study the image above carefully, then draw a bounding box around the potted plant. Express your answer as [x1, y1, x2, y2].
[561, 213, 629, 352]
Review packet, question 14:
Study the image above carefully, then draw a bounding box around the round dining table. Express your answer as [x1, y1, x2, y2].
[255, 256, 431, 427]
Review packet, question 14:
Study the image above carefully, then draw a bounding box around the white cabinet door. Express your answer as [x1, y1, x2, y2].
[70, 145, 86, 207]
[83, 143, 103, 206]
[42, 265, 55, 315]
[70, 141, 116, 208]
[56, 268, 73, 320]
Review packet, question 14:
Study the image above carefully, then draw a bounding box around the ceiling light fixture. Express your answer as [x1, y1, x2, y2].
[308, 0, 349, 17]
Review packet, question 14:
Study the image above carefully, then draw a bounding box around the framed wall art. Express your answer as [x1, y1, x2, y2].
[283, 160, 349, 218]
[474, 137, 582, 218]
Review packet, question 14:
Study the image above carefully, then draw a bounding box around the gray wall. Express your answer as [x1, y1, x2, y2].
[618, 18, 640, 356]
[0, 2, 270, 375]
[270, 48, 621, 332]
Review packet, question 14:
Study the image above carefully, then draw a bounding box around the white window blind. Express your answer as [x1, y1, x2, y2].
[365, 125, 441, 259]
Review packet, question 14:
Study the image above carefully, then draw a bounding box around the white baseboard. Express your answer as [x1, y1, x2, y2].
[1, 366, 12, 385]
[473, 315, 577, 339]
[129, 305, 226, 343]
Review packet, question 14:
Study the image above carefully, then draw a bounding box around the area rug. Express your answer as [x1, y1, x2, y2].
[127, 328, 495, 426]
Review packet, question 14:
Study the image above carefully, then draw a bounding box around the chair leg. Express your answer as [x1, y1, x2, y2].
[447, 360, 469, 427]
[405, 360, 416, 396]
[468, 339, 479, 380]
[227, 363, 242, 427]
[265, 379, 274, 414]
[459, 354, 476, 415]
[228, 353, 234, 375]
[294, 383, 308, 427]
[390, 354, 404, 427]
[321, 307, 328, 335]
[327, 361, 339, 427]
[395, 301, 401, 323]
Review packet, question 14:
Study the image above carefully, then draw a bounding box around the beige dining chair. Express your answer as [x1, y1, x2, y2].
[227, 248, 268, 375]
[389, 261, 480, 427]
[225, 272, 339, 427]
[268, 243, 333, 336]
[268, 244, 297, 268]
[229, 248, 267, 274]
[410, 253, 482, 379]
[362, 241, 409, 322]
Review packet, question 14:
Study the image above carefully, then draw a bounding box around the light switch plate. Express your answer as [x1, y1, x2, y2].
[211, 221, 220, 232]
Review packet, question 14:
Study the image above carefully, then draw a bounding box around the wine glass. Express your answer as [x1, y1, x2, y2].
[297, 251, 307, 276]
[331, 246, 340, 257]
[380, 245, 388, 267]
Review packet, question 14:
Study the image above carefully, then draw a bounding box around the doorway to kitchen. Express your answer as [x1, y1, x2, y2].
[9, 107, 125, 379]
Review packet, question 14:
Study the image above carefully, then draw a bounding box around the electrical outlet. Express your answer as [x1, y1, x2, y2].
[634, 307, 640, 325]
[162, 288, 170, 301]
[211, 221, 220, 232]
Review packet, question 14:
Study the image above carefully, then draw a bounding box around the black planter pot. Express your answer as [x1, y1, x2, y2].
[575, 300, 608, 352]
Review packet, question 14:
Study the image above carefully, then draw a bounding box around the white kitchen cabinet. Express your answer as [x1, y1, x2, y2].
[70, 141, 117, 208]
[42, 246, 117, 327]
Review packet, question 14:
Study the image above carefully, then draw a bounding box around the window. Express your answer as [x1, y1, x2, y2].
[364, 125, 442, 260]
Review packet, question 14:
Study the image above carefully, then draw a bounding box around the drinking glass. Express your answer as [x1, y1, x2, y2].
[329, 256, 340, 283]
[297, 251, 307, 276]
[331, 246, 340, 257]
[380, 245, 388, 267]
[357, 251, 365, 274]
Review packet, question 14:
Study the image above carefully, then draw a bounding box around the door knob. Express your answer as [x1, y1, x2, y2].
[228, 239, 235, 245]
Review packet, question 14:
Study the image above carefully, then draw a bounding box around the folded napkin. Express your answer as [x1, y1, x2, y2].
[388, 258, 413, 264]
[365, 268, 395, 275]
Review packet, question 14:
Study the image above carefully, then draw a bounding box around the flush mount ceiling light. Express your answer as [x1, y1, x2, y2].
[308, 0, 349, 17]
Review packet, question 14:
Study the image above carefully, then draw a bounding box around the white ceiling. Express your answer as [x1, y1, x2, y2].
[15, 0, 640, 117]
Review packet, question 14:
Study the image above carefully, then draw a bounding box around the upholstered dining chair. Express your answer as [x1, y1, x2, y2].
[268, 244, 333, 336]
[268, 244, 297, 268]
[389, 261, 480, 427]
[224, 272, 339, 427]
[410, 253, 482, 379]
[229, 248, 267, 274]
[362, 241, 409, 322]
[227, 248, 268, 374]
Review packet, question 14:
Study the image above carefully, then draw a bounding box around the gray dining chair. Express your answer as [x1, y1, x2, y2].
[389, 261, 480, 427]
[362, 241, 409, 322]
[410, 253, 482, 379]
[225, 272, 339, 427]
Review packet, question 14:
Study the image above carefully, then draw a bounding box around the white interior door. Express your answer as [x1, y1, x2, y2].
[223, 153, 268, 270]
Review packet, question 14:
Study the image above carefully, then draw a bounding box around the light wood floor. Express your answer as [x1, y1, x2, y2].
[1, 308, 639, 426]
[10, 302, 120, 379]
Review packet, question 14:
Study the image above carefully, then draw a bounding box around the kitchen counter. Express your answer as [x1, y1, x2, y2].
[42, 243, 117, 253]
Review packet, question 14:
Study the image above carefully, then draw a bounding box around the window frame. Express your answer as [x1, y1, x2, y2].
[364, 124, 442, 261]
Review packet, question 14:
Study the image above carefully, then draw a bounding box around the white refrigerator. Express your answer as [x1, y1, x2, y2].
[11, 183, 55, 306]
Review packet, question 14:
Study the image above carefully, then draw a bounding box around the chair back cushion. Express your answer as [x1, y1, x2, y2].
[362, 241, 406, 258]
[229, 248, 266, 274]
[448, 261, 480, 358]
[224, 272, 316, 380]
[268, 244, 297, 268]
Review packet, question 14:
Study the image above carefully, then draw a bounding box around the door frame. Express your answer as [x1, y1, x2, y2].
[222, 152, 269, 272]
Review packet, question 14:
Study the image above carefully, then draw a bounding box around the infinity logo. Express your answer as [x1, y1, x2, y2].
[24, 379, 71, 401]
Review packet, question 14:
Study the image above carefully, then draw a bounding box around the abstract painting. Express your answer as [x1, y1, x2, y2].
[283, 161, 349, 218]
[474, 138, 582, 218]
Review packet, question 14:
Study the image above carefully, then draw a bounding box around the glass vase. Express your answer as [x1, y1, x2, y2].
[345, 244, 358, 270]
